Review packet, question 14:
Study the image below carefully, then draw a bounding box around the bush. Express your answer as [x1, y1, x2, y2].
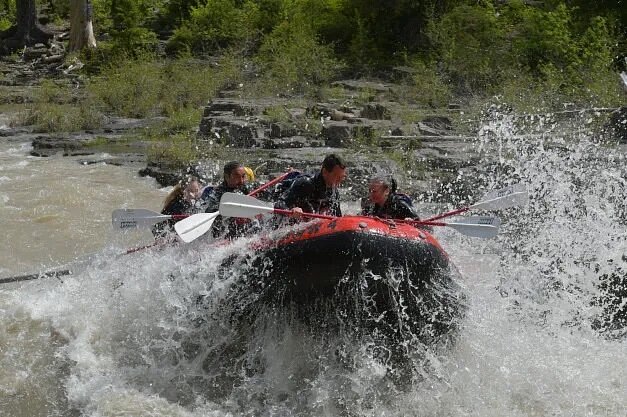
[506, 2, 580, 78]
[146, 131, 198, 170]
[0, 0, 15, 30]
[254, 21, 344, 95]
[16, 102, 104, 133]
[88, 58, 163, 118]
[406, 61, 452, 108]
[429, 4, 506, 94]
[87, 54, 244, 118]
[167, 0, 258, 55]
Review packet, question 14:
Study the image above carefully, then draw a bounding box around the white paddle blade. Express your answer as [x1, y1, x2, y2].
[473, 184, 528, 210]
[454, 215, 501, 227]
[446, 221, 500, 238]
[174, 212, 220, 243]
[112, 209, 170, 229]
[219, 192, 275, 218]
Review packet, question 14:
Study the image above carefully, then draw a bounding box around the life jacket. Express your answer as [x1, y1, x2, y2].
[395, 192, 413, 206]
[200, 185, 215, 201]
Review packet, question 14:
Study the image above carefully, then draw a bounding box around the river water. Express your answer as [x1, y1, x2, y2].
[0, 115, 625, 416]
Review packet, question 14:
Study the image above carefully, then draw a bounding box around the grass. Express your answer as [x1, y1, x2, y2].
[263, 106, 291, 124]
[12, 102, 105, 132]
[146, 131, 199, 170]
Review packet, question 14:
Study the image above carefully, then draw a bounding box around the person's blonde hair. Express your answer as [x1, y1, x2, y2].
[162, 176, 199, 211]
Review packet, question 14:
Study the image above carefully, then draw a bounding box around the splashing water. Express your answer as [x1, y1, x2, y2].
[1, 111, 626, 416]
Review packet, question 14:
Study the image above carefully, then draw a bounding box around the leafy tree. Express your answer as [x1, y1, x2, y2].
[338, 0, 465, 67]
[429, 3, 505, 92]
[0, 0, 16, 31]
[109, 0, 157, 53]
[255, 19, 343, 93]
[167, 0, 258, 54]
[504, 2, 580, 77]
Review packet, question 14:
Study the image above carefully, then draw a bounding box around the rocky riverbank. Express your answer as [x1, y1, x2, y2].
[1, 49, 625, 202]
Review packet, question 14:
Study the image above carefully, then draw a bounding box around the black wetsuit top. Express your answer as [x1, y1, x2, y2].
[204, 181, 255, 238]
[153, 198, 201, 238]
[361, 192, 419, 220]
[275, 172, 341, 216]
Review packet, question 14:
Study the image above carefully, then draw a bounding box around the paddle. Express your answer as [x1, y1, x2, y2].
[0, 269, 72, 285]
[174, 170, 295, 243]
[219, 193, 500, 238]
[112, 208, 189, 229]
[423, 184, 528, 222]
[219, 192, 335, 220]
[403, 215, 501, 239]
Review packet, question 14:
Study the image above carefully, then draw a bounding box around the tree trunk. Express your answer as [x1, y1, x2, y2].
[0, 0, 52, 55]
[68, 0, 97, 52]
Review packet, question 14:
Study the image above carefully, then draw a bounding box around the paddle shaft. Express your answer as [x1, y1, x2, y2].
[248, 170, 293, 197]
[423, 185, 527, 222]
[423, 207, 469, 222]
[0, 269, 72, 285]
[273, 208, 335, 220]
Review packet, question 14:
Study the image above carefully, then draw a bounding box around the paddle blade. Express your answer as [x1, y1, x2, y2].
[112, 209, 170, 229]
[446, 218, 500, 239]
[174, 212, 220, 243]
[472, 184, 528, 210]
[454, 215, 501, 228]
[219, 192, 275, 218]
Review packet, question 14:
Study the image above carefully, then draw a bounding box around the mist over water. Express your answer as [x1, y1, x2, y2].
[1, 112, 626, 416]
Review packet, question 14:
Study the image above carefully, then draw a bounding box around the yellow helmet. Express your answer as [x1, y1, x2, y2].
[244, 166, 255, 182]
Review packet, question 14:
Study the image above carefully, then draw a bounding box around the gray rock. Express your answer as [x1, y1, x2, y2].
[262, 136, 310, 149]
[417, 122, 441, 136]
[361, 103, 391, 120]
[421, 116, 453, 131]
[330, 80, 392, 93]
[321, 121, 352, 147]
[270, 122, 299, 138]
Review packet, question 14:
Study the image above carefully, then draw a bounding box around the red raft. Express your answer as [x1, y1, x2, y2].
[226, 215, 466, 342]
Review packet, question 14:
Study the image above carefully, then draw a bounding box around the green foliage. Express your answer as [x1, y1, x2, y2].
[146, 131, 198, 170]
[0, 0, 15, 30]
[167, 0, 259, 55]
[157, 0, 202, 28]
[47, 0, 70, 21]
[91, 0, 114, 34]
[403, 61, 452, 108]
[19, 103, 97, 132]
[281, 0, 352, 48]
[87, 54, 243, 118]
[88, 58, 163, 118]
[578, 16, 613, 72]
[263, 106, 291, 123]
[16, 80, 104, 133]
[348, 12, 381, 71]
[109, 0, 158, 53]
[254, 21, 343, 95]
[508, 3, 580, 78]
[430, 4, 505, 93]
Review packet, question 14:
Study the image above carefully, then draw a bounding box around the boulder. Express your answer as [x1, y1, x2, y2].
[361, 103, 391, 120]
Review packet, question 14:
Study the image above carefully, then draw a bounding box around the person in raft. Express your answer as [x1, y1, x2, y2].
[275, 153, 347, 218]
[360, 174, 421, 220]
[204, 161, 260, 238]
[152, 176, 203, 238]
